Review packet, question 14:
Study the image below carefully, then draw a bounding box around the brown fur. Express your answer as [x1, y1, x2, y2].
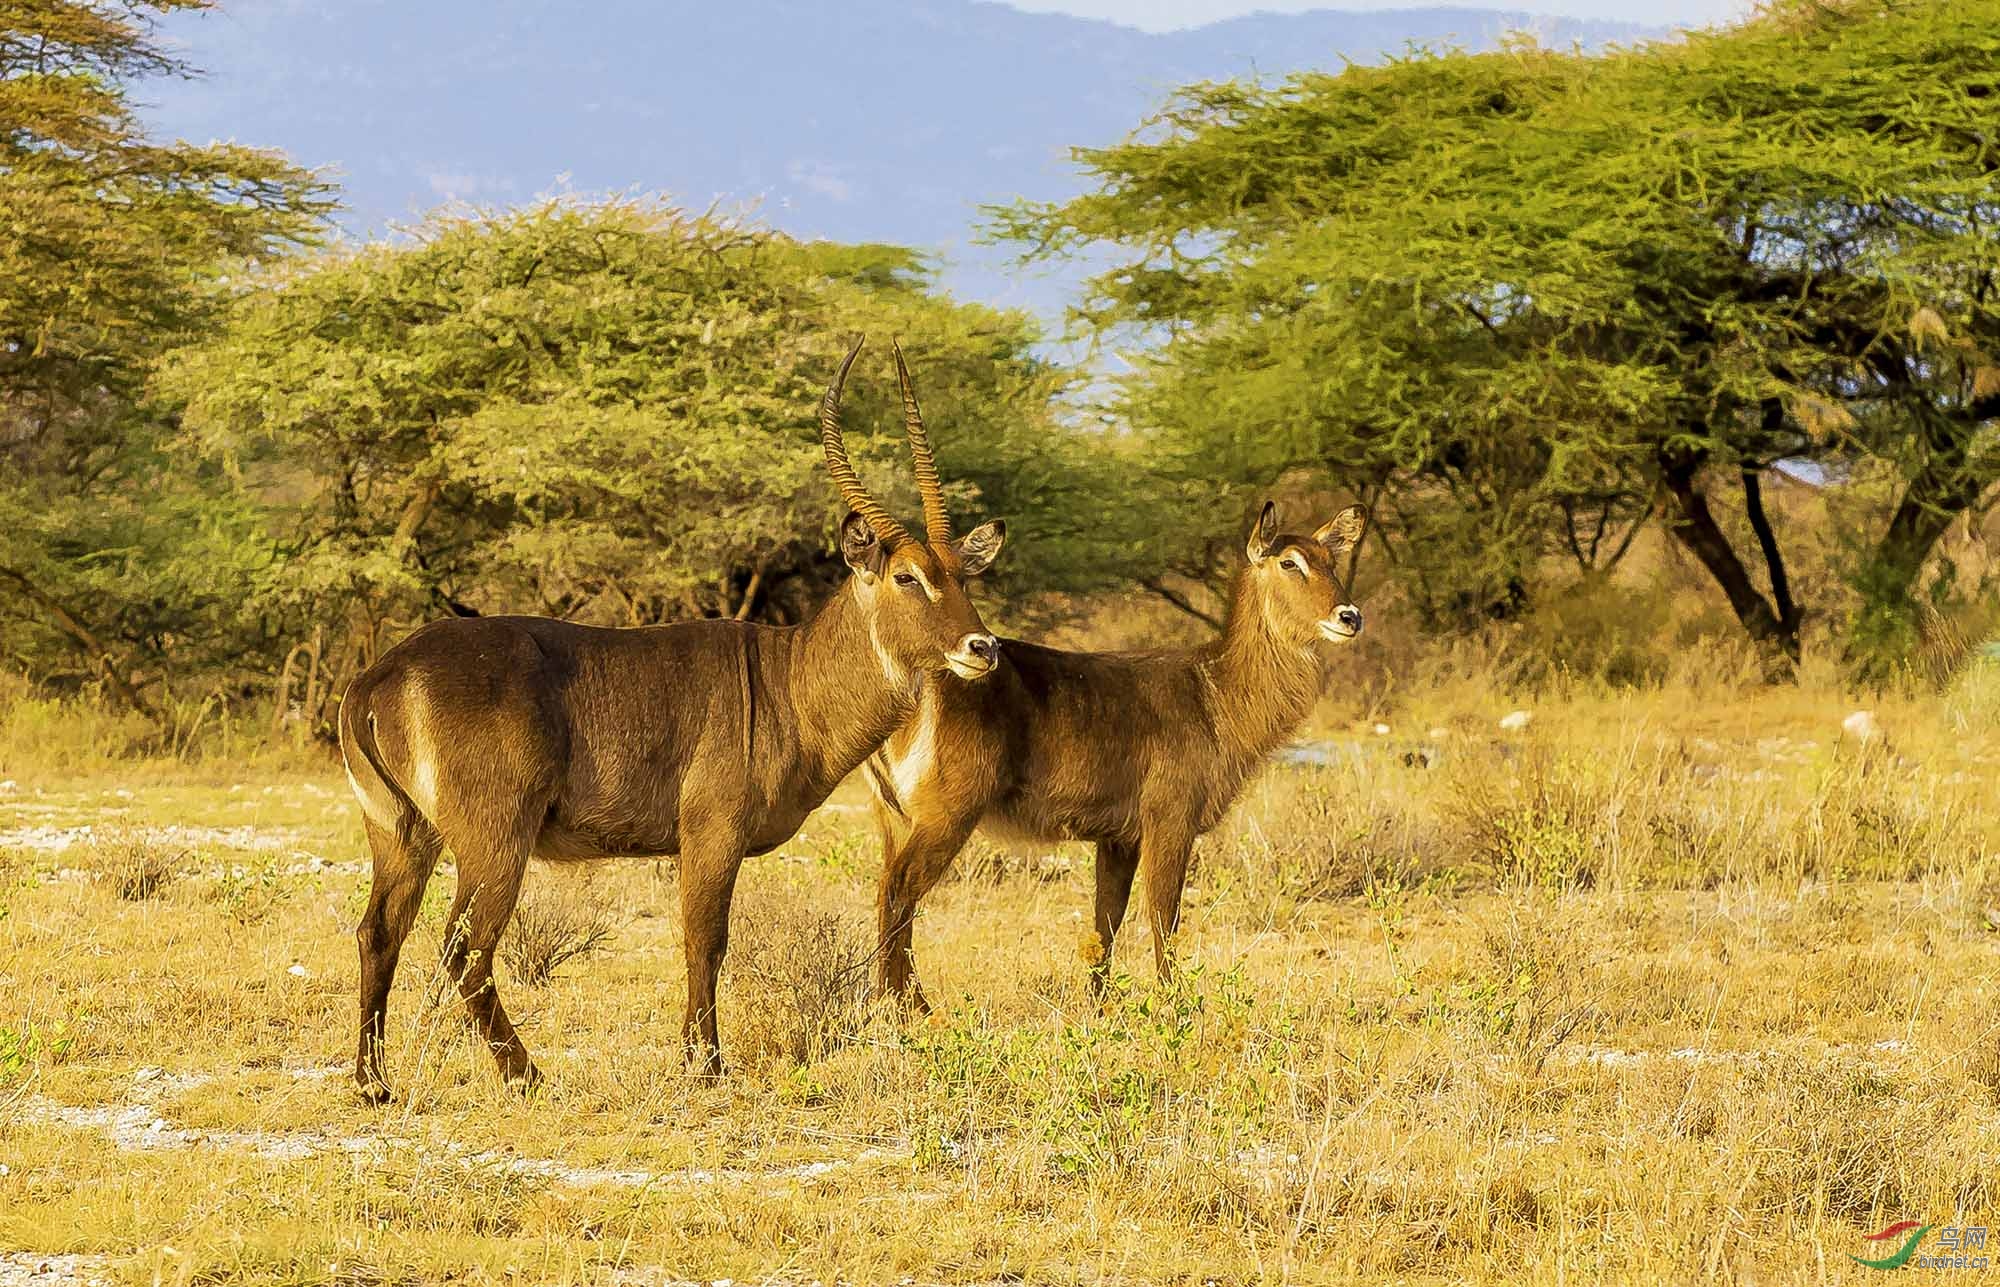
[337, 344, 1005, 1099]
[867, 502, 1367, 1008]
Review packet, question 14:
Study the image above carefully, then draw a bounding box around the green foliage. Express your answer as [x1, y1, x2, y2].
[0, 1, 332, 402]
[159, 199, 1141, 730]
[0, 0, 331, 718]
[995, 0, 2000, 667]
[1449, 751, 1603, 892]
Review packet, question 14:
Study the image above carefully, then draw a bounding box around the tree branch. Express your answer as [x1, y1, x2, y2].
[0, 564, 161, 721]
[1138, 576, 1224, 632]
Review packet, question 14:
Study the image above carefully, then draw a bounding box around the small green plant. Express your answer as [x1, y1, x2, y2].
[912, 962, 1294, 1179]
[212, 857, 289, 925]
[1457, 905, 1599, 1076]
[1449, 751, 1605, 890]
[811, 831, 868, 879]
[0, 1011, 81, 1083]
[1365, 877, 1422, 1005]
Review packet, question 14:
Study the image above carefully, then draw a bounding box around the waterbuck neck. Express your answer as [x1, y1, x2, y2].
[788, 578, 923, 784]
[1202, 569, 1331, 759]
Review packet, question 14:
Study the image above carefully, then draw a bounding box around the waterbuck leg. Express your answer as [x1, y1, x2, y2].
[678, 820, 748, 1076]
[1087, 836, 1141, 1000]
[354, 817, 443, 1103]
[1140, 824, 1197, 983]
[437, 825, 539, 1091]
[875, 813, 977, 1013]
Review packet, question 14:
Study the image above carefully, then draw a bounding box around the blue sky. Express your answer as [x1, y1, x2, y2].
[1006, 0, 1757, 30]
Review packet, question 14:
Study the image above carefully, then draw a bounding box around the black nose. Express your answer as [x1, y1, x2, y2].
[967, 634, 998, 662]
[1337, 605, 1363, 630]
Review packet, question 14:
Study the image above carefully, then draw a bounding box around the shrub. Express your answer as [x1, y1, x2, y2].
[501, 884, 616, 987]
[728, 896, 873, 1069]
[105, 840, 181, 901]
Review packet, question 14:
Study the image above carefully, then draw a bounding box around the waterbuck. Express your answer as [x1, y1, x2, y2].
[866, 500, 1367, 1007]
[337, 338, 1007, 1097]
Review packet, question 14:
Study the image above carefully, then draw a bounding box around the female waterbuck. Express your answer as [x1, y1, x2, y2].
[867, 500, 1366, 1007]
[338, 338, 1007, 1097]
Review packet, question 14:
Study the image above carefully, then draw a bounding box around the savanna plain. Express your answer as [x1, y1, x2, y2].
[2, 647, 1997, 1287]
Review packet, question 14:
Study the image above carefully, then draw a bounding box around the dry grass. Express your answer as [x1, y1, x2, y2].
[102, 840, 180, 902]
[2, 659, 1999, 1284]
[501, 883, 616, 987]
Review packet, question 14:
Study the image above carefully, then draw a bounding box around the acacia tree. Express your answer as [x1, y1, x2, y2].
[994, 0, 2000, 673]
[0, 0, 331, 713]
[161, 199, 1136, 732]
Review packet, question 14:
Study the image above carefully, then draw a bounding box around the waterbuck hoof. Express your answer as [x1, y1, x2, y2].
[355, 1075, 395, 1107]
[505, 1063, 543, 1096]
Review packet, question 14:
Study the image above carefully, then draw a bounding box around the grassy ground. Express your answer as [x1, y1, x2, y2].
[2, 661, 1999, 1285]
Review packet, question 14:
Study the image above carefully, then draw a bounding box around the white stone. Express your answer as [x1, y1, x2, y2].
[287, 963, 308, 978]
[1372, 722, 1391, 736]
[1499, 710, 1533, 732]
[1842, 710, 1881, 741]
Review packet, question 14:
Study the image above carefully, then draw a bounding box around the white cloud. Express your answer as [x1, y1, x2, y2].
[425, 171, 517, 201]
[786, 159, 855, 203]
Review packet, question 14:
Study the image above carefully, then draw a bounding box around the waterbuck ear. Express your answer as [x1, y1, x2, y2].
[839, 511, 886, 582]
[953, 518, 1007, 577]
[1245, 500, 1281, 563]
[1313, 505, 1367, 558]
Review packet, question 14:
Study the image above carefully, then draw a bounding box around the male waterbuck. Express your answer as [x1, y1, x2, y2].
[337, 338, 1007, 1097]
[866, 500, 1367, 1006]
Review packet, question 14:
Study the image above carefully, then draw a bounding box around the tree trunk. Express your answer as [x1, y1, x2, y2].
[1659, 457, 1799, 679]
[1739, 467, 1800, 641]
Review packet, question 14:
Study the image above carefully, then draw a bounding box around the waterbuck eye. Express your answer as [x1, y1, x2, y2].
[1281, 557, 1307, 578]
[892, 572, 919, 589]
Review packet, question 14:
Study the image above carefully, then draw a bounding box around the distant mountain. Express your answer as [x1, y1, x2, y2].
[141, 1, 1654, 317]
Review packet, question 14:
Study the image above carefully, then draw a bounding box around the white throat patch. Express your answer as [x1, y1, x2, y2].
[891, 686, 939, 803]
[868, 614, 913, 695]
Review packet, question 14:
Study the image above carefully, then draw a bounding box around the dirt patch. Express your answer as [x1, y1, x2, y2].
[0, 1255, 113, 1287]
[19, 1067, 905, 1193]
[0, 823, 305, 855]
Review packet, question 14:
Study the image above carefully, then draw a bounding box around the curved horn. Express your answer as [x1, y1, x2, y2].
[820, 336, 911, 547]
[892, 338, 952, 548]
